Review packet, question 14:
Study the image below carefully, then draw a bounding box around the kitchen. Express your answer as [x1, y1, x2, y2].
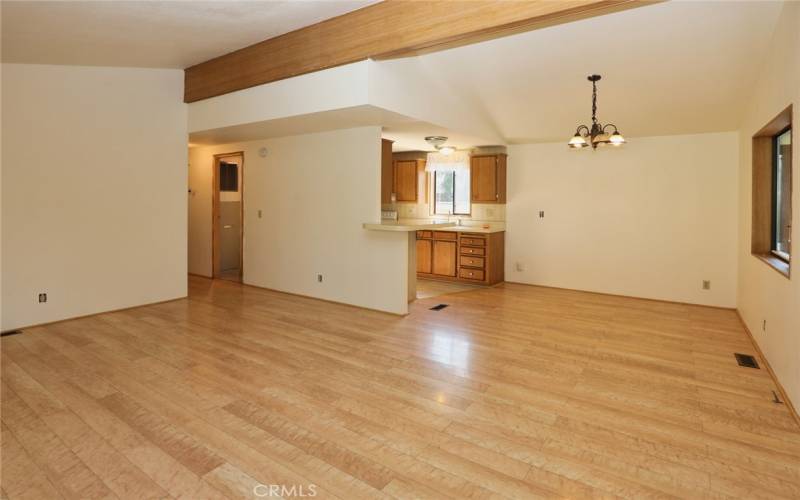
[365, 136, 507, 301]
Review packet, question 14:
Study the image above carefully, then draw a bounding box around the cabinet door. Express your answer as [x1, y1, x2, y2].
[394, 160, 418, 201]
[432, 240, 457, 277]
[471, 156, 498, 202]
[381, 139, 394, 204]
[416, 238, 432, 274]
[496, 154, 507, 203]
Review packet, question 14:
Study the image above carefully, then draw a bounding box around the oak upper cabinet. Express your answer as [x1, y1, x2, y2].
[393, 159, 419, 202]
[471, 154, 507, 203]
[380, 139, 394, 204]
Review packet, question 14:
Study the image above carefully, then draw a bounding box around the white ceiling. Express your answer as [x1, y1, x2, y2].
[1, 0, 377, 68]
[382, 121, 496, 153]
[7, 0, 784, 147]
[415, 0, 784, 143]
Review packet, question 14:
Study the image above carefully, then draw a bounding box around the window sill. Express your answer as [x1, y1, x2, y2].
[754, 253, 791, 278]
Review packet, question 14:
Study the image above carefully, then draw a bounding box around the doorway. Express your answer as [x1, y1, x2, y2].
[212, 152, 244, 282]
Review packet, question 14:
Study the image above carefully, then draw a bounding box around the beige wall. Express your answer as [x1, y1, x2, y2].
[188, 127, 410, 314]
[737, 2, 800, 407]
[1, 63, 187, 330]
[506, 132, 739, 308]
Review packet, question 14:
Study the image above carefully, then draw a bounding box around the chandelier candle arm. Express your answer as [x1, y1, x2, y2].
[567, 74, 626, 149]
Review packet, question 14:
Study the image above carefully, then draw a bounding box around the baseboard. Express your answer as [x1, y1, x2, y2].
[188, 272, 213, 279]
[0, 296, 188, 334]
[503, 280, 736, 310]
[735, 310, 800, 429]
[238, 280, 408, 317]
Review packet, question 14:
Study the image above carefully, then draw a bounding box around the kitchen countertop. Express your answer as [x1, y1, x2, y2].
[363, 220, 505, 233]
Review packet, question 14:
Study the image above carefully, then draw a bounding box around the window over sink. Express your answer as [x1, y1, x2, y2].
[427, 150, 470, 215]
[434, 169, 470, 215]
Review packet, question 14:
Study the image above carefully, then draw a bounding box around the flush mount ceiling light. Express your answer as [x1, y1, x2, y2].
[568, 74, 626, 150]
[425, 136, 455, 155]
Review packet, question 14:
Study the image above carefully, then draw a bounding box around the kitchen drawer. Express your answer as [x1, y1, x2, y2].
[460, 255, 485, 268]
[460, 246, 485, 256]
[433, 231, 458, 240]
[459, 268, 485, 281]
[417, 230, 432, 239]
[460, 236, 486, 247]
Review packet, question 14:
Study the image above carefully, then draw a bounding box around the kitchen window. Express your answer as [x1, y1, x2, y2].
[428, 150, 471, 215]
[772, 127, 792, 262]
[434, 169, 470, 215]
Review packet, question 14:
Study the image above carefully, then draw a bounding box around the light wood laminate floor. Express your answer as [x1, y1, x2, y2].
[416, 279, 483, 300]
[2, 277, 799, 499]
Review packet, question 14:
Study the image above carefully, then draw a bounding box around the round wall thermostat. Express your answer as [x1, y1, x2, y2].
[258, 147, 268, 157]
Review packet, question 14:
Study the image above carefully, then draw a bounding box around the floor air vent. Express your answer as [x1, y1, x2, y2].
[1, 330, 22, 338]
[430, 304, 449, 311]
[734, 353, 760, 369]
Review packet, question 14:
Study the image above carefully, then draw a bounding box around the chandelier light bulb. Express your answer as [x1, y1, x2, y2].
[568, 134, 588, 148]
[609, 131, 626, 146]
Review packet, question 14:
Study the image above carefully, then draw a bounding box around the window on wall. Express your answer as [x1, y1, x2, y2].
[772, 127, 792, 261]
[434, 169, 470, 215]
[752, 105, 792, 278]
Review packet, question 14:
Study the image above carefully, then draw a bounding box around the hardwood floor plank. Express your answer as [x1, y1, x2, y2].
[0, 422, 63, 500]
[2, 338, 229, 499]
[1, 351, 167, 499]
[2, 277, 799, 499]
[0, 381, 115, 499]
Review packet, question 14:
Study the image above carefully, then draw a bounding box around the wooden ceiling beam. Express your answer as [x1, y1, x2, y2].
[184, 0, 657, 103]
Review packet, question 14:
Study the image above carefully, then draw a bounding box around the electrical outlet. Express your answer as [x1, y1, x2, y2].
[38, 293, 47, 303]
[257, 209, 263, 219]
[486, 208, 495, 218]
[539, 210, 545, 218]
[762, 319, 767, 332]
[516, 262, 526, 272]
[702, 280, 711, 290]
[317, 274, 323, 283]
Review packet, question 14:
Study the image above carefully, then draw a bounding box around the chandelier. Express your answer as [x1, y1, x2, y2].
[568, 74, 626, 149]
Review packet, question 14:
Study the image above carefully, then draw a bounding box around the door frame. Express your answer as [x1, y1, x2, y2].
[212, 151, 245, 281]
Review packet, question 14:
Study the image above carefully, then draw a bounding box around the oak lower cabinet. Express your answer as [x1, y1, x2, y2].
[416, 238, 432, 274]
[416, 230, 504, 285]
[432, 240, 457, 277]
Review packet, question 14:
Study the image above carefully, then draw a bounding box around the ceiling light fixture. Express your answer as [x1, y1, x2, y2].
[425, 136, 454, 155]
[568, 74, 625, 150]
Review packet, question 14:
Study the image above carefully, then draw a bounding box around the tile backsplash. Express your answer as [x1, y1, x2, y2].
[384, 202, 505, 222]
